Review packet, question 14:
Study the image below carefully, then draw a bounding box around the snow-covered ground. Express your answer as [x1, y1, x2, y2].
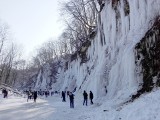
[1, 89, 160, 120]
[0, 93, 100, 120]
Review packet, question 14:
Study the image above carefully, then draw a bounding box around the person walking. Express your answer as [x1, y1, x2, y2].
[69, 92, 74, 108]
[27, 90, 32, 102]
[33, 91, 38, 102]
[83, 90, 88, 106]
[61, 91, 66, 102]
[45, 91, 48, 98]
[2, 89, 7, 98]
[89, 91, 93, 104]
[67, 91, 69, 97]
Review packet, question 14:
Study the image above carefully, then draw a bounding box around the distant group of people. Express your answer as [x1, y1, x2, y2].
[24, 89, 61, 103]
[2, 89, 8, 98]
[37, 90, 60, 97]
[23, 88, 94, 109]
[1, 87, 94, 109]
[25, 90, 37, 102]
[61, 90, 94, 108]
[61, 91, 75, 108]
[37, 90, 50, 97]
[62, 91, 74, 108]
[83, 90, 93, 106]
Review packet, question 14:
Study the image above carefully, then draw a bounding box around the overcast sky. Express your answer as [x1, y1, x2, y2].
[0, 0, 65, 59]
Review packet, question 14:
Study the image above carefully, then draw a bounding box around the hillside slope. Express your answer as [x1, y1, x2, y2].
[35, 0, 160, 104]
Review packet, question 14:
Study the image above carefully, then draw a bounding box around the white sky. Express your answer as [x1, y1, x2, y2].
[0, 0, 65, 59]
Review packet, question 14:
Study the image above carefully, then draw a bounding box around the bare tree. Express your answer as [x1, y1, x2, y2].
[32, 40, 60, 66]
[60, 0, 98, 51]
[0, 44, 19, 85]
[0, 21, 10, 84]
[0, 22, 9, 54]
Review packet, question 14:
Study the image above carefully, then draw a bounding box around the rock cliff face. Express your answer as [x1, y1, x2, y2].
[133, 17, 160, 99]
[35, 61, 61, 90]
[35, 0, 160, 102]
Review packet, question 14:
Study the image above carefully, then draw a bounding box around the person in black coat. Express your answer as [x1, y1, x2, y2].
[83, 90, 88, 106]
[61, 91, 66, 102]
[33, 91, 37, 102]
[2, 89, 7, 98]
[89, 91, 93, 104]
[69, 92, 74, 108]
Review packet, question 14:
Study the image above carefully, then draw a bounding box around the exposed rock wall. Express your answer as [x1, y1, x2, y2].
[133, 17, 160, 99]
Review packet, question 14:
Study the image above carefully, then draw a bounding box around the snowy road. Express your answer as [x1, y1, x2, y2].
[1, 89, 160, 120]
[0, 94, 101, 120]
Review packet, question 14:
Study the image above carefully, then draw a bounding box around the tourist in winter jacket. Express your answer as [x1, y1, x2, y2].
[69, 92, 74, 108]
[2, 89, 8, 98]
[89, 91, 93, 104]
[33, 91, 37, 102]
[61, 91, 66, 102]
[83, 90, 88, 106]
